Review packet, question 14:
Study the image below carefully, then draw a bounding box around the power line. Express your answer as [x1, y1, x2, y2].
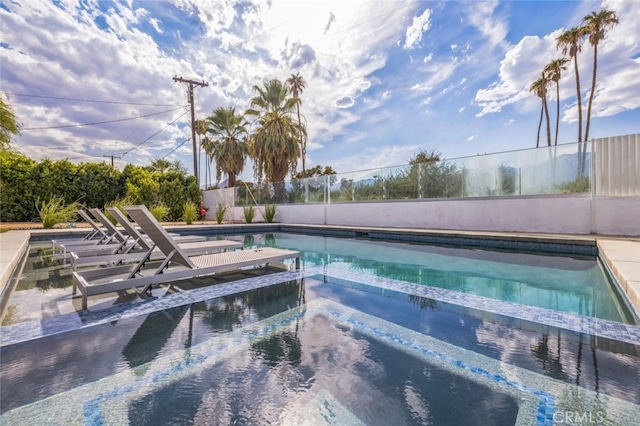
[22, 106, 185, 130]
[5, 92, 185, 107]
[162, 138, 190, 158]
[121, 108, 190, 157]
[10, 110, 189, 162]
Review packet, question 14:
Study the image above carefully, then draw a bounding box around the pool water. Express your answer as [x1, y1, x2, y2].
[2, 233, 633, 324]
[265, 233, 634, 323]
[1, 232, 639, 425]
[1, 275, 639, 425]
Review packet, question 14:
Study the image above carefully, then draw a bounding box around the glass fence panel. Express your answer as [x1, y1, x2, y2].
[229, 141, 590, 205]
[235, 182, 276, 206]
[285, 176, 327, 203]
[517, 142, 590, 195]
[415, 160, 465, 199]
[453, 150, 521, 197]
[330, 172, 356, 202]
[350, 168, 386, 201]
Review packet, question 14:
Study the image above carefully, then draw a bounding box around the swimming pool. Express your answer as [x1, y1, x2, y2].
[1, 232, 639, 425]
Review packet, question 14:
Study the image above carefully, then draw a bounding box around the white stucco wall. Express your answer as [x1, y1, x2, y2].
[325, 196, 594, 234]
[202, 188, 235, 221]
[205, 192, 639, 236]
[205, 194, 640, 236]
[592, 197, 640, 235]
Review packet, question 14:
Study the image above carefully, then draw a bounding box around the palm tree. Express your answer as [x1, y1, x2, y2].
[205, 107, 248, 188]
[200, 135, 215, 187]
[246, 79, 302, 201]
[1, 96, 21, 148]
[285, 73, 307, 172]
[530, 75, 551, 147]
[582, 9, 619, 142]
[556, 27, 586, 142]
[543, 58, 570, 146]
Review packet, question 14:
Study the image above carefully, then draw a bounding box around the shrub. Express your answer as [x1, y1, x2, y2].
[182, 202, 198, 225]
[559, 177, 590, 194]
[243, 205, 255, 223]
[104, 196, 136, 224]
[36, 196, 83, 228]
[149, 203, 168, 222]
[263, 204, 277, 223]
[215, 203, 228, 224]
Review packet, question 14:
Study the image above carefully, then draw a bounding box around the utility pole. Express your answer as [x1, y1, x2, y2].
[103, 154, 121, 167]
[172, 75, 209, 187]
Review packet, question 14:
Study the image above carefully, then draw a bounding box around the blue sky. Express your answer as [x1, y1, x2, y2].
[1, 0, 638, 183]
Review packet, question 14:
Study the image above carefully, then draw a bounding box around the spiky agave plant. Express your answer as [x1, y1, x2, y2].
[36, 196, 83, 228]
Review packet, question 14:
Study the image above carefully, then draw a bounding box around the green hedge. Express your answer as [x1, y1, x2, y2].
[0, 149, 201, 222]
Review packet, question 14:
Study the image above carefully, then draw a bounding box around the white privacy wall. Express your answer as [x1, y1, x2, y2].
[224, 196, 639, 236]
[595, 133, 640, 196]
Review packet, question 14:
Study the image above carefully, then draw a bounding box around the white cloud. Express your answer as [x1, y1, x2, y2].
[333, 96, 355, 109]
[381, 90, 391, 100]
[474, 32, 561, 116]
[467, 135, 475, 141]
[458, 107, 465, 113]
[466, 0, 509, 51]
[403, 9, 432, 50]
[423, 53, 433, 63]
[410, 61, 458, 95]
[149, 17, 163, 33]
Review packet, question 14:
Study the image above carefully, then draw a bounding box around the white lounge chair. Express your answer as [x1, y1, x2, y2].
[59, 208, 209, 261]
[90, 208, 207, 246]
[69, 207, 243, 269]
[52, 210, 129, 260]
[71, 205, 299, 309]
[51, 210, 110, 245]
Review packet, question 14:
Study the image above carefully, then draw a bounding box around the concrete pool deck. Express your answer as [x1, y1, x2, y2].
[1, 225, 639, 318]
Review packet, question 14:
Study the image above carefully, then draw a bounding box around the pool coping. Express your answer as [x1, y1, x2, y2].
[1, 224, 639, 325]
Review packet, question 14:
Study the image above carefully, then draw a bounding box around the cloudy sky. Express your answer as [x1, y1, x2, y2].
[2, 0, 638, 183]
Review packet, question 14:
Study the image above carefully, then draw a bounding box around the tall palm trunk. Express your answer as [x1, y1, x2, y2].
[572, 54, 585, 178]
[573, 54, 583, 143]
[584, 43, 598, 142]
[543, 95, 551, 147]
[536, 104, 543, 148]
[554, 82, 561, 145]
[297, 105, 305, 173]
